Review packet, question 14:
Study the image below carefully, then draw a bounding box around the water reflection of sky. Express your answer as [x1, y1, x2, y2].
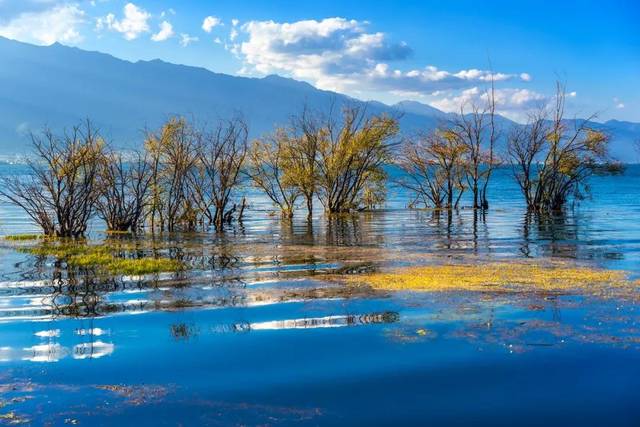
[0, 166, 639, 425]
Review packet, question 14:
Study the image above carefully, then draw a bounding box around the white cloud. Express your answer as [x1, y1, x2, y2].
[180, 33, 198, 47]
[614, 97, 625, 109]
[231, 18, 239, 27]
[568, 91, 577, 98]
[520, 72, 532, 82]
[238, 17, 526, 96]
[0, 3, 85, 45]
[151, 20, 173, 41]
[240, 18, 410, 88]
[97, 2, 150, 40]
[230, 27, 238, 41]
[202, 16, 221, 33]
[430, 87, 547, 122]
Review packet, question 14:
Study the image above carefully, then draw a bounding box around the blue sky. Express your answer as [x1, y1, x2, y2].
[1, 0, 638, 122]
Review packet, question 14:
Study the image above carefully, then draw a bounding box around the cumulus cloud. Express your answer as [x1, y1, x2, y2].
[151, 20, 173, 41]
[430, 87, 547, 122]
[0, 3, 85, 45]
[202, 16, 221, 33]
[180, 33, 199, 47]
[97, 2, 150, 40]
[239, 18, 408, 87]
[237, 17, 528, 97]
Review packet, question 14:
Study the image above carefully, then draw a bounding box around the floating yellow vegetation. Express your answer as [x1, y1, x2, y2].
[69, 252, 182, 276]
[347, 262, 634, 294]
[23, 241, 183, 276]
[3, 233, 42, 241]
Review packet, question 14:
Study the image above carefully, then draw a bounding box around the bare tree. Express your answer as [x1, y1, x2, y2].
[188, 117, 248, 230]
[448, 78, 499, 209]
[96, 149, 152, 232]
[0, 121, 105, 237]
[507, 106, 548, 208]
[397, 130, 467, 209]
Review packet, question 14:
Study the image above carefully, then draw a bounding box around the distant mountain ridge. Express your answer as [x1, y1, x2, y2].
[0, 36, 637, 160]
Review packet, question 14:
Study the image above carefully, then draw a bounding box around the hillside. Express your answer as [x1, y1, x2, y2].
[0, 37, 636, 159]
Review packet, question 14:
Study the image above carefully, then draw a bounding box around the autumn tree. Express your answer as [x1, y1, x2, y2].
[188, 118, 248, 230]
[508, 82, 617, 211]
[246, 129, 300, 218]
[448, 79, 499, 209]
[145, 117, 197, 232]
[507, 106, 548, 208]
[287, 108, 321, 218]
[397, 129, 468, 209]
[0, 121, 105, 237]
[96, 149, 153, 232]
[315, 106, 399, 213]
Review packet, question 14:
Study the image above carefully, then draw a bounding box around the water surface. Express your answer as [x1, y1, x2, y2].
[0, 165, 639, 426]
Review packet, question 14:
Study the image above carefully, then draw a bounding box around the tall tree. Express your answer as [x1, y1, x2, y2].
[96, 149, 152, 232]
[247, 129, 301, 219]
[448, 78, 499, 209]
[0, 121, 105, 237]
[508, 82, 618, 211]
[397, 129, 468, 209]
[145, 117, 197, 232]
[288, 107, 321, 218]
[315, 106, 399, 213]
[189, 117, 248, 230]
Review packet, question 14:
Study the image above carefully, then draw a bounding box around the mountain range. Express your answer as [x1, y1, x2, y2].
[0, 36, 637, 160]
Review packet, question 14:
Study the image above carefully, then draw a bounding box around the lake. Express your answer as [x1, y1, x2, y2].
[0, 164, 639, 426]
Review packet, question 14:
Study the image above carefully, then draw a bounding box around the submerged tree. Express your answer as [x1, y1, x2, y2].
[508, 82, 618, 212]
[508, 106, 548, 208]
[246, 130, 300, 218]
[189, 117, 248, 230]
[145, 117, 197, 232]
[397, 129, 468, 209]
[96, 150, 153, 232]
[315, 106, 399, 213]
[448, 79, 499, 210]
[0, 121, 105, 237]
[287, 108, 321, 218]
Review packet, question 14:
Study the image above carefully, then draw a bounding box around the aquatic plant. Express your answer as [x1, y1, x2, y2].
[3, 233, 42, 241]
[347, 262, 634, 294]
[24, 241, 182, 276]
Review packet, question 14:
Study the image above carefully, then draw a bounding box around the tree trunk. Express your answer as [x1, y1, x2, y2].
[306, 195, 313, 219]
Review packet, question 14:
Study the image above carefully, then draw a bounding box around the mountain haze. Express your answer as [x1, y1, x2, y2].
[0, 37, 636, 159]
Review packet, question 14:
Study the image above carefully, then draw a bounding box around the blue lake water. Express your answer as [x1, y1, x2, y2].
[0, 165, 639, 426]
